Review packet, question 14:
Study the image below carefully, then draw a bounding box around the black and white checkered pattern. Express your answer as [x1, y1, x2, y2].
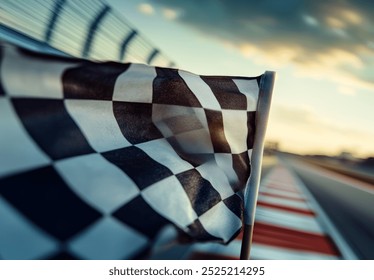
[0, 44, 261, 259]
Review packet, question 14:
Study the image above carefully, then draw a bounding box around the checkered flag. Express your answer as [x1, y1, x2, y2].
[0, 44, 269, 259]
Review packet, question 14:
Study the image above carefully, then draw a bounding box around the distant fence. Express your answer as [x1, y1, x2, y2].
[0, 0, 175, 67]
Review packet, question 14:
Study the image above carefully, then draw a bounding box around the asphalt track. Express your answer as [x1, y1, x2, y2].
[282, 155, 374, 259]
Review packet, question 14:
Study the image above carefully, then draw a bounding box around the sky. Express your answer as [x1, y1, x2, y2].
[107, 0, 374, 158]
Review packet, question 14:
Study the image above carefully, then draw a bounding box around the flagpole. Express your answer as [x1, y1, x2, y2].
[240, 71, 275, 260]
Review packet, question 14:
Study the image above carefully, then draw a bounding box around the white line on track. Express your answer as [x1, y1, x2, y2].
[255, 206, 325, 235]
[257, 195, 311, 211]
[293, 160, 374, 195]
[284, 162, 358, 260]
[250, 243, 340, 260]
[259, 187, 306, 199]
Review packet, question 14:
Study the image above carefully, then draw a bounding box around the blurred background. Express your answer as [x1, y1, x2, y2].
[0, 0, 373, 259]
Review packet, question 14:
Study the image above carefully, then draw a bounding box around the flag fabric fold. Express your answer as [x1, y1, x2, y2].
[0, 44, 262, 259]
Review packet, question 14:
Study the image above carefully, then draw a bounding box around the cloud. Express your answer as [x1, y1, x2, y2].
[151, 0, 374, 92]
[338, 86, 356, 96]
[162, 8, 179, 20]
[138, 3, 155, 15]
[138, 3, 179, 20]
[302, 15, 319, 27]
